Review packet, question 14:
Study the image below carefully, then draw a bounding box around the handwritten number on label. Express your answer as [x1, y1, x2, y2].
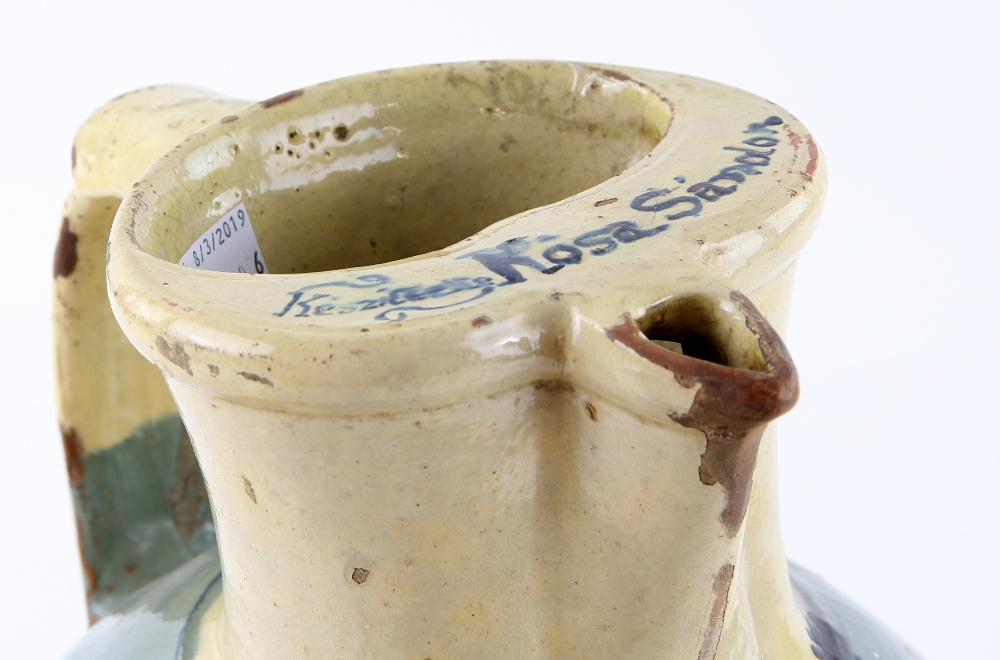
[178, 203, 267, 274]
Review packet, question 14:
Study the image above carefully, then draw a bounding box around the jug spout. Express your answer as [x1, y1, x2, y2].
[606, 289, 799, 536]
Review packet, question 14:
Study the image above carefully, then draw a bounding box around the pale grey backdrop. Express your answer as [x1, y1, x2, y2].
[1, 1, 996, 657]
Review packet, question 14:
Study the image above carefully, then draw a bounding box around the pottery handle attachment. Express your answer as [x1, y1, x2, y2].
[54, 86, 247, 623]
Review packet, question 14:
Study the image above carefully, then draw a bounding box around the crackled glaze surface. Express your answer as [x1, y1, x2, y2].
[55, 61, 921, 659]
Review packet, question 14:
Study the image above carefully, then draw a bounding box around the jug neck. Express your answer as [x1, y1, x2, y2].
[172, 267, 814, 659]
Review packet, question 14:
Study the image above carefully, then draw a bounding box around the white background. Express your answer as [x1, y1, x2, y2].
[1, 1, 997, 657]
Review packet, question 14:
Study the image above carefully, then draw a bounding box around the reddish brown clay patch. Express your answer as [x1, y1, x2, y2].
[75, 519, 98, 621]
[260, 89, 304, 108]
[155, 336, 193, 376]
[803, 134, 820, 179]
[54, 217, 79, 278]
[600, 68, 633, 82]
[698, 564, 735, 660]
[238, 371, 273, 387]
[242, 475, 257, 504]
[61, 426, 84, 485]
[607, 292, 798, 536]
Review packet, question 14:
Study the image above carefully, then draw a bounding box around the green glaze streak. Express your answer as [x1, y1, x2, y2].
[70, 413, 216, 621]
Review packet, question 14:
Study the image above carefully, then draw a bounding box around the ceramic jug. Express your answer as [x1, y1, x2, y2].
[54, 61, 921, 659]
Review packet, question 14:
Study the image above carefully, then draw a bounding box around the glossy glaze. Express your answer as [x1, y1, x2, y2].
[56, 61, 921, 659]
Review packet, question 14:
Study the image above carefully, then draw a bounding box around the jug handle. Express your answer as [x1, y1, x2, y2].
[54, 86, 247, 623]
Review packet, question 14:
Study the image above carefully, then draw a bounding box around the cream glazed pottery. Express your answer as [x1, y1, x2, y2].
[54, 61, 923, 659]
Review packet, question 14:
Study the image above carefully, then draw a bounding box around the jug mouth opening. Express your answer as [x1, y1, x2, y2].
[635, 294, 769, 372]
[131, 61, 672, 275]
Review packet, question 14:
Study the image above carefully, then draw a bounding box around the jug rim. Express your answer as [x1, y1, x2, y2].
[105, 60, 825, 415]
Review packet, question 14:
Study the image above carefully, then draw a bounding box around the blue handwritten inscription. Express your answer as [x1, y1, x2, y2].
[274, 116, 783, 321]
[627, 114, 783, 218]
[459, 220, 668, 285]
[274, 273, 497, 322]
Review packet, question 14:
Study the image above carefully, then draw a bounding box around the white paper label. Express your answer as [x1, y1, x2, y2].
[179, 203, 268, 274]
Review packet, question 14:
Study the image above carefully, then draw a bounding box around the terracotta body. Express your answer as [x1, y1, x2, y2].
[54, 62, 921, 659]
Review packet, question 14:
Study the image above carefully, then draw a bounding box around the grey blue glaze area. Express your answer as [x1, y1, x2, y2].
[65, 551, 221, 660]
[789, 563, 925, 660]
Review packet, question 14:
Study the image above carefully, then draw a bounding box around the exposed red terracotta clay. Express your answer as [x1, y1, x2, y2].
[606, 292, 798, 536]
[61, 426, 85, 485]
[75, 520, 98, 622]
[698, 564, 735, 660]
[238, 371, 274, 387]
[260, 89, 304, 109]
[783, 124, 819, 182]
[804, 134, 820, 179]
[54, 217, 79, 278]
[155, 336, 193, 376]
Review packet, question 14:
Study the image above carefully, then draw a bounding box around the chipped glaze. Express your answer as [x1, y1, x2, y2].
[55, 61, 922, 659]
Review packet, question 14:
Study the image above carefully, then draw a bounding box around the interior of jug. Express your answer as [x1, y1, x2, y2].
[133, 62, 673, 274]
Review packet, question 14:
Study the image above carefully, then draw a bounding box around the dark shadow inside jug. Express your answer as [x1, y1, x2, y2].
[637, 295, 768, 371]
